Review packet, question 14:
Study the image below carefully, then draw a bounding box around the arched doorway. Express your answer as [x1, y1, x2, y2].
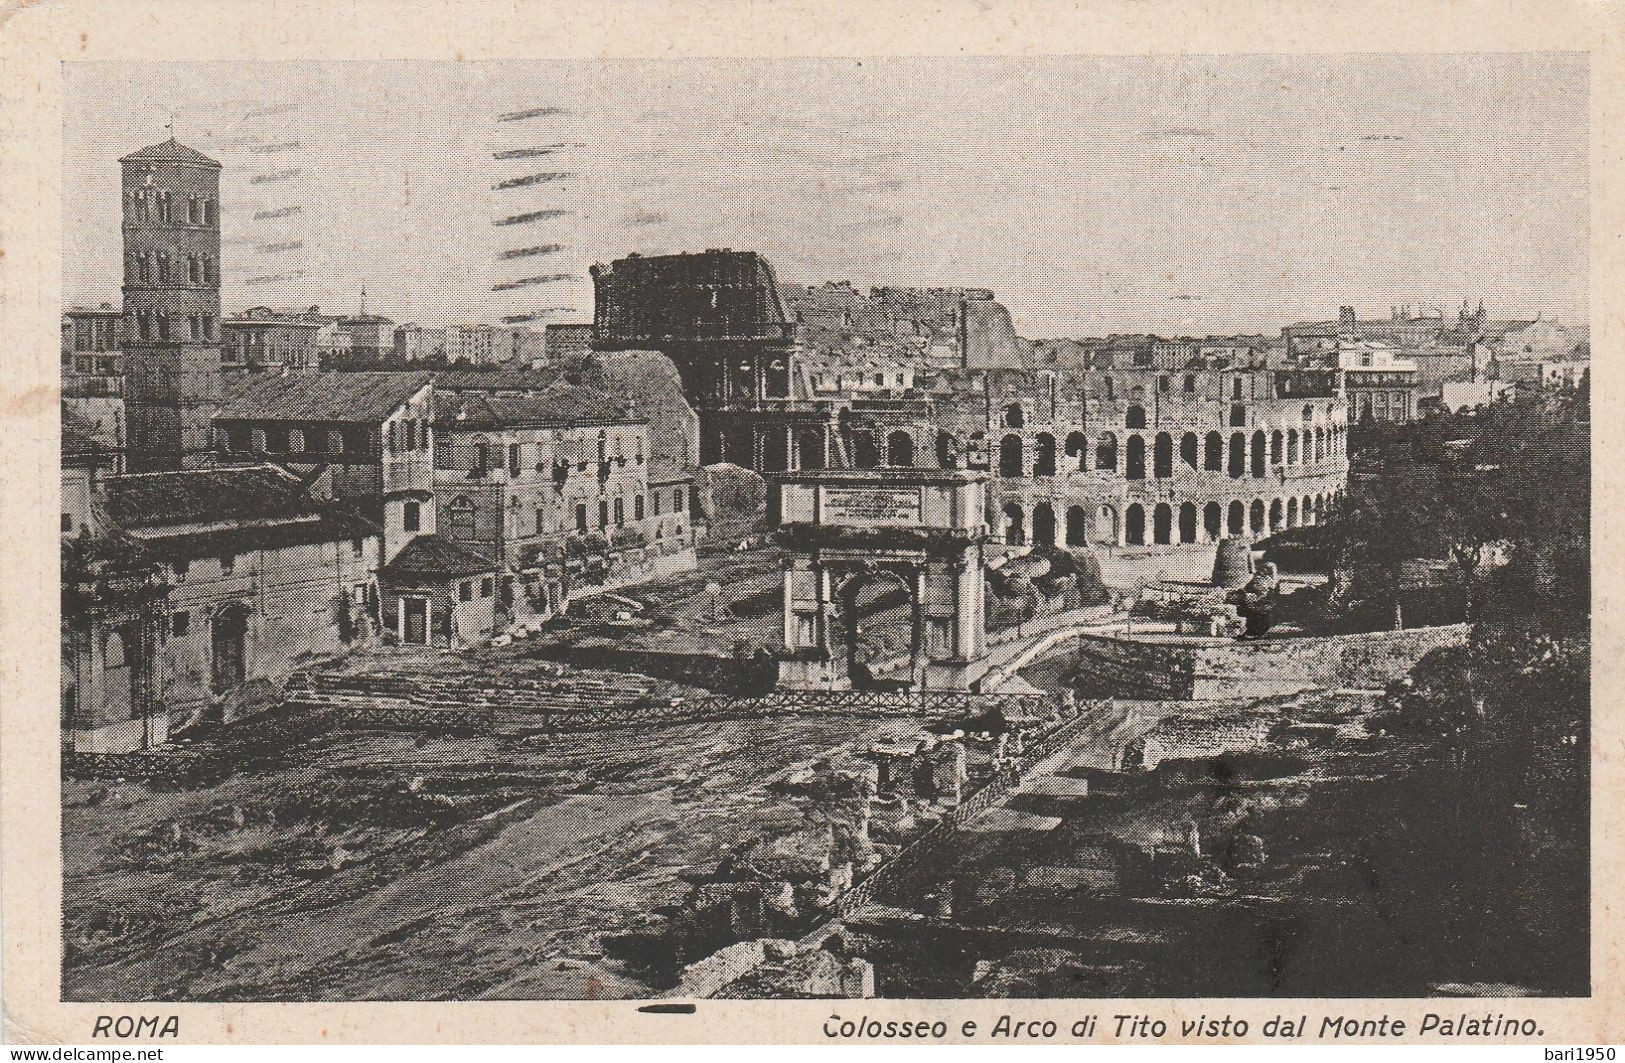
[1269, 498, 1284, 532]
[886, 430, 914, 467]
[1153, 502, 1172, 545]
[1204, 431, 1223, 471]
[1032, 502, 1056, 546]
[1096, 433, 1118, 472]
[1249, 499, 1266, 535]
[1125, 503, 1146, 546]
[1002, 502, 1026, 545]
[1065, 432, 1087, 472]
[1065, 504, 1088, 546]
[1204, 501, 1222, 541]
[834, 570, 917, 690]
[1227, 500, 1245, 536]
[1096, 505, 1119, 546]
[1287, 497, 1299, 527]
[935, 430, 958, 469]
[1251, 430, 1267, 478]
[1180, 432, 1199, 469]
[211, 603, 250, 693]
[1126, 435, 1146, 480]
[1153, 432, 1173, 478]
[1179, 502, 1198, 544]
[1034, 433, 1057, 476]
[999, 434, 1024, 478]
[851, 432, 880, 468]
[1229, 433, 1246, 478]
[797, 428, 826, 470]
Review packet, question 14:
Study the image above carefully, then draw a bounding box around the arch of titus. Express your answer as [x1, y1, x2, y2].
[771, 468, 991, 691]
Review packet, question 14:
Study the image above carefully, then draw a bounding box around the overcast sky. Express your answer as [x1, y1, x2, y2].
[63, 54, 1588, 337]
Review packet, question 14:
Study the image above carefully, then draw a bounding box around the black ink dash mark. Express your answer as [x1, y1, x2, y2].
[498, 244, 564, 260]
[253, 206, 303, 220]
[637, 1004, 696, 1015]
[497, 106, 570, 122]
[250, 169, 302, 185]
[492, 172, 572, 191]
[493, 144, 581, 160]
[492, 274, 578, 291]
[494, 209, 571, 227]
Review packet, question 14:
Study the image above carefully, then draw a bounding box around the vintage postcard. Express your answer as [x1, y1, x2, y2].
[0, 0, 1617, 1047]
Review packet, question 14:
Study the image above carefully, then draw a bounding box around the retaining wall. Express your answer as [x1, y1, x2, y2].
[1072, 623, 1470, 700]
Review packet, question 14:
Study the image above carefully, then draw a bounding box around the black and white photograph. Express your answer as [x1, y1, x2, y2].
[45, 44, 1591, 1018]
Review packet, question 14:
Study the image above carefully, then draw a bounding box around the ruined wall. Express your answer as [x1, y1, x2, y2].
[1073, 624, 1471, 700]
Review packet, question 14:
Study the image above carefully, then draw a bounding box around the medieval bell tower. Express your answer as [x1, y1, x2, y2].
[120, 137, 224, 470]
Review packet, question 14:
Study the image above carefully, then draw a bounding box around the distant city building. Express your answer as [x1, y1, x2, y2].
[1336, 338, 1419, 424]
[221, 307, 324, 373]
[61, 304, 126, 458]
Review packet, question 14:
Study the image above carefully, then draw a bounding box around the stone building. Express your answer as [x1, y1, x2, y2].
[119, 137, 225, 470]
[592, 249, 825, 471]
[222, 307, 325, 372]
[213, 371, 501, 645]
[432, 384, 697, 617]
[62, 305, 127, 463]
[62, 457, 380, 753]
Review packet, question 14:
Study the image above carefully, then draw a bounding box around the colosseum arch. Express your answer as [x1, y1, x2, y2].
[1302, 494, 1315, 525]
[1064, 431, 1087, 472]
[1287, 428, 1299, 464]
[1126, 404, 1147, 429]
[1180, 432, 1199, 469]
[999, 434, 1024, 478]
[1066, 504, 1088, 546]
[1153, 502, 1172, 545]
[1125, 503, 1146, 546]
[1249, 499, 1266, 535]
[1204, 431, 1223, 471]
[1096, 432, 1118, 472]
[1154, 432, 1173, 478]
[1287, 497, 1299, 527]
[1269, 498, 1284, 533]
[1096, 504, 1119, 545]
[1227, 500, 1245, 536]
[1034, 433, 1057, 477]
[1126, 435, 1146, 480]
[1314, 427, 1325, 462]
[935, 430, 958, 469]
[1228, 433, 1246, 478]
[1178, 501, 1198, 544]
[1002, 501, 1026, 545]
[1250, 430, 1267, 478]
[1032, 501, 1056, 546]
[1270, 430, 1283, 465]
[1204, 501, 1223, 541]
[886, 430, 915, 467]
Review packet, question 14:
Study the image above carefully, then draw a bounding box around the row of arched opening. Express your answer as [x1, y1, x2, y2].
[996, 426, 1344, 480]
[999, 492, 1337, 548]
[830, 423, 1346, 478]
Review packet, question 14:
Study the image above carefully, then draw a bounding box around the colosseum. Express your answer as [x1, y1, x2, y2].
[831, 363, 1349, 558]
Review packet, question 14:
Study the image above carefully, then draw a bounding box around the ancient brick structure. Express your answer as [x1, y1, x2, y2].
[119, 138, 225, 470]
